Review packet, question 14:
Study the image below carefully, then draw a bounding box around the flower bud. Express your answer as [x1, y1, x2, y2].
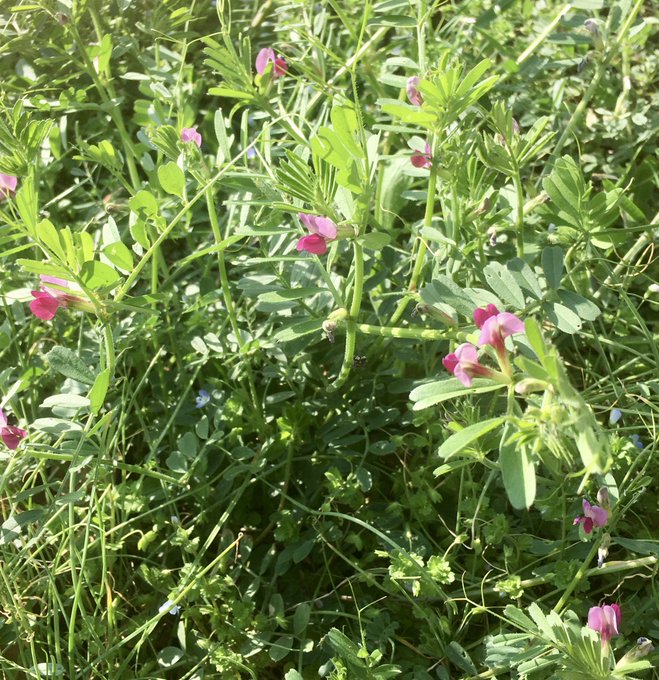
[514, 378, 548, 394]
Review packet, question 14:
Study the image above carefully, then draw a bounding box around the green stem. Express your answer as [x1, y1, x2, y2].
[512, 160, 525, 257]
[102, 324, 115, 376]
[115, 161, 237, 302]
[332, 241, 364, 389]
[71, 13, 141, 191]
[515, 4, 573, 66]
[356, 323, 449, 341]
[205, 188, 241, 342]
[547, 0, 643, 171]
[205, 188, 263, 424]
[553, 540, 600, 613]
[389, 149, 438, 324]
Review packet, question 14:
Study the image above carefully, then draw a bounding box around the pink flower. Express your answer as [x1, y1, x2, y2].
[473, 304, 500, 329]
[0, 408, 27, 450]
[29, 275, 82, 321]
[296, 213, 338, 255]
[296, 234, 329, 255]
[442, 343, 496, 387]
[588, 603, 621, 646]
[406, 76, 422, 106]
[181, 127, 202, 148]
[0, 174, 18, 200]
[255, 48, 288, 78]
[573, 498, 608, 534]
[478, 311, 524, 355]
[411, 143, 432, 169]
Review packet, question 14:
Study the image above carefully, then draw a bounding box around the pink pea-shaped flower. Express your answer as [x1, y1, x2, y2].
[255, 48, 288, 78]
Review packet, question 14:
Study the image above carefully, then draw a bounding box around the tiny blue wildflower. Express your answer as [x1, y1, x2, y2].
[170, 515, 180, 524]
[195, 389, 210, 408]
[247, 147, 256, 159]
[631, 434, 643, 450]
[609, 408, 622, 425]
[159, 599, 180, 615]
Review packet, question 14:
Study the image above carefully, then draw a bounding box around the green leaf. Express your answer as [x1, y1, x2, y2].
[503, 605, 537, 632]
[273, 319, 323, 343]
[17, 259, 71, 280]
[258, 288, 325, 303]
[499, 424, 536, 509]
[524, 317, 547, 363]
[557, 290, 600, 321]
[156, 647, 184, 668]
[446, 641, 478, 675]
[360, 231, 391, 250]
[129, 190, 159, 217]
[435, 417, 504, 462]
[410, 378, 504, 411]
[542, 246, 564, 289]
[284, 671, 304, 680]
[484, 262, 525, 309]
[421, 277, 475, 318]
[46, 346, 95, 385]
[41, 394, 91, 410]
[293, 602, 311, 635]
[36, 219, 64, 259]
[506, 258, 542, 299]
[103, 241, 133, 271]
[88, 368, 110, 415]
[269, 635, 294, 662]
[544, 302, 582, 334]
[327, 628, 362, 665]
[157, 161, 185, 198]
[79, 261, 121, 290]
[0, 509, 44, 545]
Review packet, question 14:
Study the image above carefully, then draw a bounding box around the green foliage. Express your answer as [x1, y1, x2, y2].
[0, 0, 657, 678]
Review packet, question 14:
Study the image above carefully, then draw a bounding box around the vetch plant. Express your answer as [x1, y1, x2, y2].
[0, 408, 27, 450]
[0, 173, 17, 199]
[573, 498, 608, 535]
[255, 47, 288, 78]
[181, 127, 202, 148]
[406, 75, 422, 105]
[29, 275, 91, 321]
[588, 603, 621, 646]
[442, 343, 506, 387]
[295, 213, 338, 255]
[410, 142, 432, 169]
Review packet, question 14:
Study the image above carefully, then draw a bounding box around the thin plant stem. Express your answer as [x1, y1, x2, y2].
[389, 152, 438, 324]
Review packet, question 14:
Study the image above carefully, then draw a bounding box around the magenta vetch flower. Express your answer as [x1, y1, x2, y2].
[181, 127, 202, 148]
[296, 213, 338, 255]
[573, 498, 608, 534]
[411, 143, 432, 169]
[255, 48, 288, 78]
[296, 234, 329, 255]
[0, 408, 27, 450]
[478, 311, 524, 355]
[406, 76, 422, 106]
[473, 304, 500, 329]
[0, 174, 18, 200]
[588, 603, 621, 646]
[442, 343, 497, 387]
[29, 275, 83, 321]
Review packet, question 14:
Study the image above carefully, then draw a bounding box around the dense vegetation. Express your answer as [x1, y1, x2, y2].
[0, 0, 657, 678]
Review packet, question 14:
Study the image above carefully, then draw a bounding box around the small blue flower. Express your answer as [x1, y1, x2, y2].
[247, 147, 256, 159]
[609, 408, 622, 425]
[159, 599, 180, 615]
[195, 389, 210, 408]
[631, 434, 644, 450]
